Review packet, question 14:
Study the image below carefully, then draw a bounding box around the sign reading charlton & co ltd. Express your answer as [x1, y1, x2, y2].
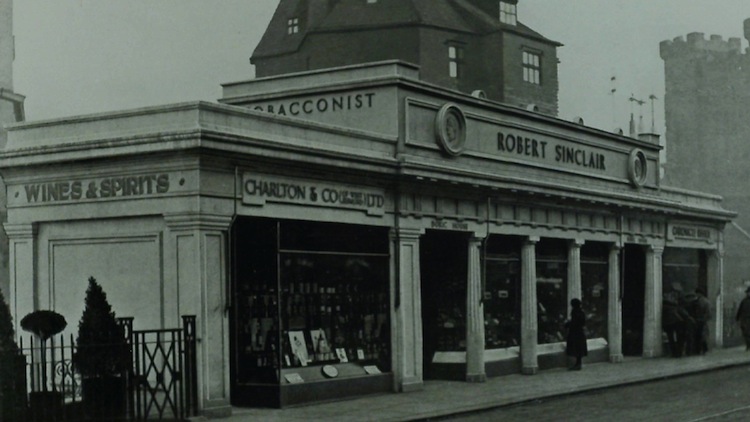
[242, 174, 386, 216]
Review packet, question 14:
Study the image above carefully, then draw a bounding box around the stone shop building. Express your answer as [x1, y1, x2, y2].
[1, 62, 733, 415]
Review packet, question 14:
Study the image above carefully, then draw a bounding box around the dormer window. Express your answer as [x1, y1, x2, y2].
[448, 44, 465, 78]
[287, 17, 300, 35]
[499, 2, 517, 26]
[522, 50, 541, 85]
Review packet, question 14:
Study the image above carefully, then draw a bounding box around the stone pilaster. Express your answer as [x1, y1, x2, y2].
[608, 243, 623, 363]
[643, 245, 664, 358]
[164, 213, 233, 418]
[390, 227, 424, 392]
[567, 239, 584, 316]
[521, 236, 539, 375]
[707, 246, 724, 348]
[465, 235, 486, 383]
[4, 223, 37, 334]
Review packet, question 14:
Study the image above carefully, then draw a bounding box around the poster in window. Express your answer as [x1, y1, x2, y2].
[336, 347, 348, 363]
[288, 331, 309, 366]
[310, 328, 331, 354]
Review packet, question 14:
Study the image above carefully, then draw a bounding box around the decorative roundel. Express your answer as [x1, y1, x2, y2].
[628, 148, 648, 187]
[322, 365, 339, 379]
[435, 103, 467, 157]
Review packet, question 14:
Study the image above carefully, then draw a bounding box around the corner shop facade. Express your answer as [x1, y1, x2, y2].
[1, 62, 733, 414]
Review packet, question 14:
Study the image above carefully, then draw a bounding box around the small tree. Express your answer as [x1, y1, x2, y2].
[73, 276, 129, 378]
[0, 289, 21, 419]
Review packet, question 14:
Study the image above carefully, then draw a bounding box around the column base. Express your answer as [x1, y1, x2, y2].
[521, 366, 538, 375]
[201, 403, 232, 419]
[466, 373, 487, 383]
[400, 379, 424, 393]
[642, 350, 657, 358]
[609, 354, 624, 363]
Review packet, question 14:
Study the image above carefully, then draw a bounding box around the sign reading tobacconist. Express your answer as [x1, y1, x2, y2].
[242, 174, 386, 216]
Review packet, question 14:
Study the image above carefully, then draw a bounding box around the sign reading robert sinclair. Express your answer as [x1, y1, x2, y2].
[242, 174, 386, 216]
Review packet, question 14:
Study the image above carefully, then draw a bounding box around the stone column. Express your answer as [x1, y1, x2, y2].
[707, 247, 724, 348]
[466, 235, 486, 382]
[567, 239, 584, 316]
[521, 236, 539, 375]
[165, 213, 233, 418]
[643, 245, 664, 358]
[4, 223, 37, 335]
[608, 243, 623, 363]
[390, 227, 424, 392]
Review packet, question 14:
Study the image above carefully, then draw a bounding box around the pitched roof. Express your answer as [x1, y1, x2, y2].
[252, 0, 561, 60]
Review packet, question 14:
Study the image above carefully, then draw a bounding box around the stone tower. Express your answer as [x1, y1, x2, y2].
[0, 0, 24, 299]
[660, 20, 750, 343]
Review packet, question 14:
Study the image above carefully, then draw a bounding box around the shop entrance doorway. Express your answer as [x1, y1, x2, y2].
[621, 244, 646, 356]
[420, 230, 469, 380]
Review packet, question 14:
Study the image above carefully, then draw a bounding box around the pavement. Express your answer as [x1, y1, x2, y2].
[219, 346, 750, 422]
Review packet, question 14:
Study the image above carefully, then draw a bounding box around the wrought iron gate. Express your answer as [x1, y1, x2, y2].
[126, 315, 198, 420]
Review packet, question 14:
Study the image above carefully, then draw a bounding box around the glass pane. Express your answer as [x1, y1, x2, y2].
[280, 253, 391, 370]
[450, 62, 458, 78]
[485, 258, 522, 348]
[581, 262, 608, 339]
[448, 46, 456, 59]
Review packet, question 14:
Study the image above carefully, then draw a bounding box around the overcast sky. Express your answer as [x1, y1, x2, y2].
[12, 1, 750, 136]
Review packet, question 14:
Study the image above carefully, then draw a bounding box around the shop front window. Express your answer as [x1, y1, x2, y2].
[663, 248, 706, 297]
[232, 218, 391, 388]
[581, 243, 609, 339]
[536, 239, 568, 344]
[484, 235, 522, 349]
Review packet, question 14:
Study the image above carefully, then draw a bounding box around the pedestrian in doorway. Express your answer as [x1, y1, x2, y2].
[565, 298, 587, 370]
[735, 287, 750, 351]
[662, 296, 685, 357]
[692, 288, 711, 355]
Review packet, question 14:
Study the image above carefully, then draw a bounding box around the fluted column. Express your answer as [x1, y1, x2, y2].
[608, 243, 623, 362]
[643, 245, 664, 358]
[521, 236, 539, 375]
[567, 239, 584, 316]
[707, 246, 724, 348]
[390, 227, 424, 392]
[466, 235, 486, 382]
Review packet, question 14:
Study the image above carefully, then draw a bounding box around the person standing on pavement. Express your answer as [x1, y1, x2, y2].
[735, 287, 750, 351]
[662, 296, 685, 357]
[565, 298, 587, 370]
[692, 288, 711, 355]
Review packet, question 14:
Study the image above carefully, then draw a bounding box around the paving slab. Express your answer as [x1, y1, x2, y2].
[221, 346, 750, 422]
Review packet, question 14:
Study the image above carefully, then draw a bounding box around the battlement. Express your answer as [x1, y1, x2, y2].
[660, 30, 745, 60]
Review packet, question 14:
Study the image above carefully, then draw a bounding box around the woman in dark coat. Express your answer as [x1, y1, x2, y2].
[565, 298, 587, 370]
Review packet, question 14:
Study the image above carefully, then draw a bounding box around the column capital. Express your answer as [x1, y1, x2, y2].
[390, 227, 424, 241]
[568, 238, 585, 248]
[711, 248, 724, 259]
[647, 244, 665, 255]
[4, 223, 37, 239]
[524, 235, 540, 245]
[609, 242, 623, 252]
[164, 213, 233, 231]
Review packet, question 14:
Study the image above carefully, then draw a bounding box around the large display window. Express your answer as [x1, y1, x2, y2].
[231, 218, 391, 407]
[581, 243, 608, 339]
[663, 248, 707, 296]
[484, 235, 523, 349]
[536, 239, 568, 344]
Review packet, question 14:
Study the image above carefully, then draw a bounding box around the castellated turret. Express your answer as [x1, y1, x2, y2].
[659, 32, 744, 60]
[660, 19, 750, 302]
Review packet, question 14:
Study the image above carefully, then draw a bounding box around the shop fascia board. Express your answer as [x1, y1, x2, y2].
[395, 162, 735, 222]
[0, 101, 399, 167]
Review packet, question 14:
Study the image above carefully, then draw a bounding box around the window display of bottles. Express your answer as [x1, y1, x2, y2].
[484, 258, 521, 349]
[279, 255, 390, 369]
